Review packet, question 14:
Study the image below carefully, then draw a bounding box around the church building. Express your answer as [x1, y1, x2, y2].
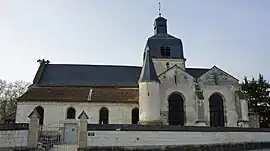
[16, 14, 249, 127]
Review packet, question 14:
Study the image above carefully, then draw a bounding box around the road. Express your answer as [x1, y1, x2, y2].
[249, 149, 270, 151]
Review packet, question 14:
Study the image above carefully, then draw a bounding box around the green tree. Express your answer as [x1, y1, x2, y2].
[241, 74, 270, 127]
[0, 79, 30, 123]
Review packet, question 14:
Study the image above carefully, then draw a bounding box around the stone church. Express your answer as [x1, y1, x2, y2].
[16, 14, 249, 127]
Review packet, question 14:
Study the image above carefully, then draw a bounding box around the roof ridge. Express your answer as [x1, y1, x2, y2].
[186, 67, 211, 70]
[48, 63, 142, 68]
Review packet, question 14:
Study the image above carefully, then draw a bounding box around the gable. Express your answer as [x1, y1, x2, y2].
[158, 65, 210, 79]
[158, 65, 195, 84]
[198, 66, 239, 85]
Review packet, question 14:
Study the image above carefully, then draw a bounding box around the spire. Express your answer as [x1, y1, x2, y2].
[154, 3, 167, 35]
[158, 2, 161, 17]
[138, 49, 160, 83]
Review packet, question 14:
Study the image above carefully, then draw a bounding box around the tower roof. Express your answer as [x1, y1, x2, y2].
[154, 15, 167, 35]
[155, 16, 167, 22]
[138, 49, 160, 83]
[143, 14, 185, 60]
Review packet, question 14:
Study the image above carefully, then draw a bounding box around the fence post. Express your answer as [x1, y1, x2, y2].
[78, 110, 89, 150]
[27, 109, 40, 149]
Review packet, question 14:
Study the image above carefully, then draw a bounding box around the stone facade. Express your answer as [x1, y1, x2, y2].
[15, 50, 249, 128]
[16, 101, 138, 125]
[16, 75, 247, 127]
[142, 63, 247, 127]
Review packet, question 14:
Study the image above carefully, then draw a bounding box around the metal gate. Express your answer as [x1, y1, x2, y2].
[64, 123, 78, 144]
[37, 122, 79, 151]
[38, 123, 63, 150]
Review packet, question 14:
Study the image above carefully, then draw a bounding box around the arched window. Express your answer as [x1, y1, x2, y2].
[131, 107, 139, 124]
[66, 107, 76, 119]
[35, 106, 44, 125]
[99, 107, 109, 124]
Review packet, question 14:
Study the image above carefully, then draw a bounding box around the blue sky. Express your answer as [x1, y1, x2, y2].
[0, 0, 269, 82]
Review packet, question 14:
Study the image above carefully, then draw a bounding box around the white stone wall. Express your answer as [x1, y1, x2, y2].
[139, 82, 160, 122]
[159, 66, 197, 125]
[155, 61, 242, 126]
[202, 85, 239, 127]
[16, 102, 138, 126]
[153, 58, 186, 75]
[87, 130, 270, 147]
[159, 83, 240, 126]
[0, 130, 28, 147]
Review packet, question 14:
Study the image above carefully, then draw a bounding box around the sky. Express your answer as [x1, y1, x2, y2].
[0, 0, 269, 83]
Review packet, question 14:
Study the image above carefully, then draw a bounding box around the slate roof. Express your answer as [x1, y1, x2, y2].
[18, 87, 139, 103]
[18, 87, 90, 101]
[138, 49, 160, 83]
[146, 33, 184, 60]
[145, 15, 185, 60]
[91, 88, 138, 103]
[185, 68, 210, 79]
[37, 64, 142, 87]
[34, 64, 211, 87]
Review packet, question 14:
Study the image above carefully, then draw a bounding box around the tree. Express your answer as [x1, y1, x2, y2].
[241, 74, 270, 127]
[0, 79, 30, 123]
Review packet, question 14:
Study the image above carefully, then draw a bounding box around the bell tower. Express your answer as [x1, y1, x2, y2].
[143, 14, 186, 75]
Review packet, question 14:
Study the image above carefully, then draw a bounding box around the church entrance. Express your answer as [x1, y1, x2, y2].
[209, 93, 225, 127]
[168, 93, 185, 125]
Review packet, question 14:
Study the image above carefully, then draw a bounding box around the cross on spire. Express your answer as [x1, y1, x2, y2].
[158, 2, 161, 17]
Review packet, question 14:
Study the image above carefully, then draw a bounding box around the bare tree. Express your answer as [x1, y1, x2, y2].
[0, 79, 30, 123]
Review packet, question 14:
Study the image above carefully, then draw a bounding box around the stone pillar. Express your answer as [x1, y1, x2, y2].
[249, 112, 260, 128]
[27, 109, 40, 149]
[194, 86, 207, 126]
[196, 99, 207, 126]
[240, 99, 249, 121]
[237, 99, 249, 127]
[78, 111, 89, 150]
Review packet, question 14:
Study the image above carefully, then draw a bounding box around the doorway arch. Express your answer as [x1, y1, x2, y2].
[168, 93, 185, 125]
[209, 93, 225, 127]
